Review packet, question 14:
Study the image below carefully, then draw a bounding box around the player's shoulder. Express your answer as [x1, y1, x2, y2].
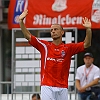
[65, 43, 74, 46]
[64, 42, 83, 48]
[39, 39, 50, 45]
[64, 43, 74, 48]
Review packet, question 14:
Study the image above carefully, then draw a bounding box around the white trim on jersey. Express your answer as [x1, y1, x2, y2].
[36, 38, 48, 82]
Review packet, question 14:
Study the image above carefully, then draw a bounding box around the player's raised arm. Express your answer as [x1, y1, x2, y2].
[19, 10, 31, 41]
[82, 17, 92, 49]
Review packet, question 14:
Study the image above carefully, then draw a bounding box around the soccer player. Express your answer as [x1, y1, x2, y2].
[19, 9, 92, 100]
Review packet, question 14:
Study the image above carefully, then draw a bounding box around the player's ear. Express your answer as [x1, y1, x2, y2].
[62, 30, 64, 35]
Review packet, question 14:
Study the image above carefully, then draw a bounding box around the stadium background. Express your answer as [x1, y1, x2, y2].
[0, 0, 100, 100]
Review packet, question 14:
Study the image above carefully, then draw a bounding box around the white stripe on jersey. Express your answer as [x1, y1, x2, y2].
[36, 38, 47, 82]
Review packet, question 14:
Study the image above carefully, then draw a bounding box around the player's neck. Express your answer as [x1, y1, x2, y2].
[52, 39, 62, 45]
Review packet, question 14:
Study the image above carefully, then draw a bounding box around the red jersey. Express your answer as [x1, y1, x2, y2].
[29, 35, 84, 88]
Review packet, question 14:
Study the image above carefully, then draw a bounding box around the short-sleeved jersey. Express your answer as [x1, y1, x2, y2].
[29, 35, 84, 88]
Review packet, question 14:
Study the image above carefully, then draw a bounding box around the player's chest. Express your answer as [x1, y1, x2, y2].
[47, 45, 68, 58]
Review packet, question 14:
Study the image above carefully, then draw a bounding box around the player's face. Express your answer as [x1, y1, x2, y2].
[50, 24, 64, 40]
[84, 56, 94, 67]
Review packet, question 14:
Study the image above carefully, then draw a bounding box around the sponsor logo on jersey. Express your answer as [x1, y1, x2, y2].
[47, 57, 64, 62]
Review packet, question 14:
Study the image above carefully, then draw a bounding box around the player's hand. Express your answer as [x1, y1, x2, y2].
[82, 17, 91, 29]
[19, 9, 28, 21]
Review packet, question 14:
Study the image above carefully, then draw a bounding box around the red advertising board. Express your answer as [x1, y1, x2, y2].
[8, 0, 100, 29]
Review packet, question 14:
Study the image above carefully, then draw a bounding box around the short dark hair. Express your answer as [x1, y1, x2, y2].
[32, 94, 40, 99]
[52, 24, 63, 30]
[59, 24, 63, 30]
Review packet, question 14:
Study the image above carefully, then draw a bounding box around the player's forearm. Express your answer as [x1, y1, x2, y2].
[84, 28, 92, 48]
[19, 19, 31, 41]
[85, 78, 99, 89]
